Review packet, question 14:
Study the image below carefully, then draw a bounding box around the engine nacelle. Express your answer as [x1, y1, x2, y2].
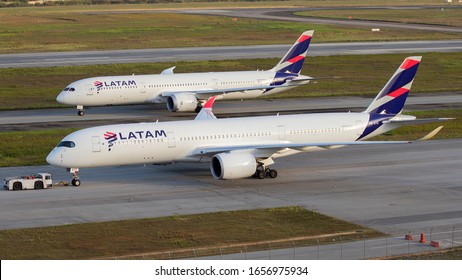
[210, 153, 257, 180]
[166, 93, 198, 112]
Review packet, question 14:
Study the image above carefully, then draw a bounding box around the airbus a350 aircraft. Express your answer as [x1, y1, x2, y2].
[47, 56, 451, 186]
[57, 31, 315, 116]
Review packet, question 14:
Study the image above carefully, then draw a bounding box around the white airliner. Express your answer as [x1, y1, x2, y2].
[57, 31, 315, 116]
[47, 56, 451, 186]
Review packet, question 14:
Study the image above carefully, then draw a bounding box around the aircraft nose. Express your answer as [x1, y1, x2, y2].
[46, 150, 61, 166]
[56, 92, 66, 104]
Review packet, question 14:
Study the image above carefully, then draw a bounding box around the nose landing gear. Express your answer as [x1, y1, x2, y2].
[67, 167, 81, 186]
[77, 105, 84, 116]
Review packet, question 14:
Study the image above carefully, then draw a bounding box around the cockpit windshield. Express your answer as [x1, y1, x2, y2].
[57, 141, 76, 148]
[63, 87, 75, 92]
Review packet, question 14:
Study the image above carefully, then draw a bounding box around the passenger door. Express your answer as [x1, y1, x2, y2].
[92, 136, 101, 152]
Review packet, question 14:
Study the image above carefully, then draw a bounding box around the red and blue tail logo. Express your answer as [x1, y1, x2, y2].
[365, 56, 421, 116]
[273, 30, 313, 75]
[358, 56, 422, 140]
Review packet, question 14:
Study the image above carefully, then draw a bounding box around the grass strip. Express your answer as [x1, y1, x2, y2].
[1, 2, 459, 53]
[1, 52, 462, 110]
[0, 206, 382, 259]
[0, 128, 76, 167]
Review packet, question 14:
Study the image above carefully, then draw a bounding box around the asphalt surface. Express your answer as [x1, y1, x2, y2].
[186, 7, 462, 34]
[1, 139, 461, 237]
[1, 5, 461, 260]
[2, 40, 461, 68]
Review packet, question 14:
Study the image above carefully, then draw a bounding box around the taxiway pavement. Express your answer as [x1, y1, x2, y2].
[1, 139, 461, 236]
[2, 40, 461, 68]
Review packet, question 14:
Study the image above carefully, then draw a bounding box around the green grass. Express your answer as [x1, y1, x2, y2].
[0, 206, 382, 259]
[1, 52, 461, 110]
[0, 128, 76, 167]
[0, 4, 460, 53]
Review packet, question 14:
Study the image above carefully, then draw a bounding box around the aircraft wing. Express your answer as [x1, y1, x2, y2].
[160, 83, 302, 100]
[191, 126, 443, 158]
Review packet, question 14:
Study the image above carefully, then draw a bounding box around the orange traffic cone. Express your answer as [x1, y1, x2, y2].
[419, 232, 426, 243]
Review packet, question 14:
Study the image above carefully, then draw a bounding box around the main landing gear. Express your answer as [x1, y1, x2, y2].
[68, 168, 81, 186]
[253, 166, 278, 179]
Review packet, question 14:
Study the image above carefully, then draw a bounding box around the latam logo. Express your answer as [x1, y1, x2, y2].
[103, 130, 167, 151]
[95, 80, 137, 88]
[104, 131, 117, 151]
[94, 81, 103, 91]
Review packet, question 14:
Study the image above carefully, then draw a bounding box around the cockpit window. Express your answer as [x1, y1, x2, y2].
[69, 88, 75, 92]
[63, 87, 70, 91]
[57, 141, 76, 148]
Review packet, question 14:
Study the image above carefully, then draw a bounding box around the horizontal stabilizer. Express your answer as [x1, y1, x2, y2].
[384, 117, 454, 125]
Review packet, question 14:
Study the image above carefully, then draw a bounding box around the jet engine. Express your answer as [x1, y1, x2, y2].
[210, 153, 257, 180]
[166, 93, 198, 112]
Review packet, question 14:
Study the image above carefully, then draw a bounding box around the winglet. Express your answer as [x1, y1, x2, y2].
[194, 96, 218, 121]
[415, 126, 443, 142]
[203, 95, 218, 109]
[161, 66, 176, 75]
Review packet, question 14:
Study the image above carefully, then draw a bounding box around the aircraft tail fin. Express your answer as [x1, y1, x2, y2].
[364, 56, 422, 115]
[271, 30, 313, 75]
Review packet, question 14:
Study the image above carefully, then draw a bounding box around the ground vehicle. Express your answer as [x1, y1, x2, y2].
[3, 173, 52, 190]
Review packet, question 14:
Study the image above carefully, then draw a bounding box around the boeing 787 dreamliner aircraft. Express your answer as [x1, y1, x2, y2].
[47, 56, 451, 186]
[57, 31, 315, 116]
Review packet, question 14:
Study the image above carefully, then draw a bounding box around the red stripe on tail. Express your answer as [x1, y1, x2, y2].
[297, 35, 311, 43]
[387, 87, 409, 98]
[288, 55, 304, 63]
[400, 58, 419, 70]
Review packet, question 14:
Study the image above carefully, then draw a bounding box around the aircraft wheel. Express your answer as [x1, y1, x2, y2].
[71, 179, 81, 187]
[257, 170, 266, 179]
[78, 110, 84, 116]
[269, 169, 278, 179]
